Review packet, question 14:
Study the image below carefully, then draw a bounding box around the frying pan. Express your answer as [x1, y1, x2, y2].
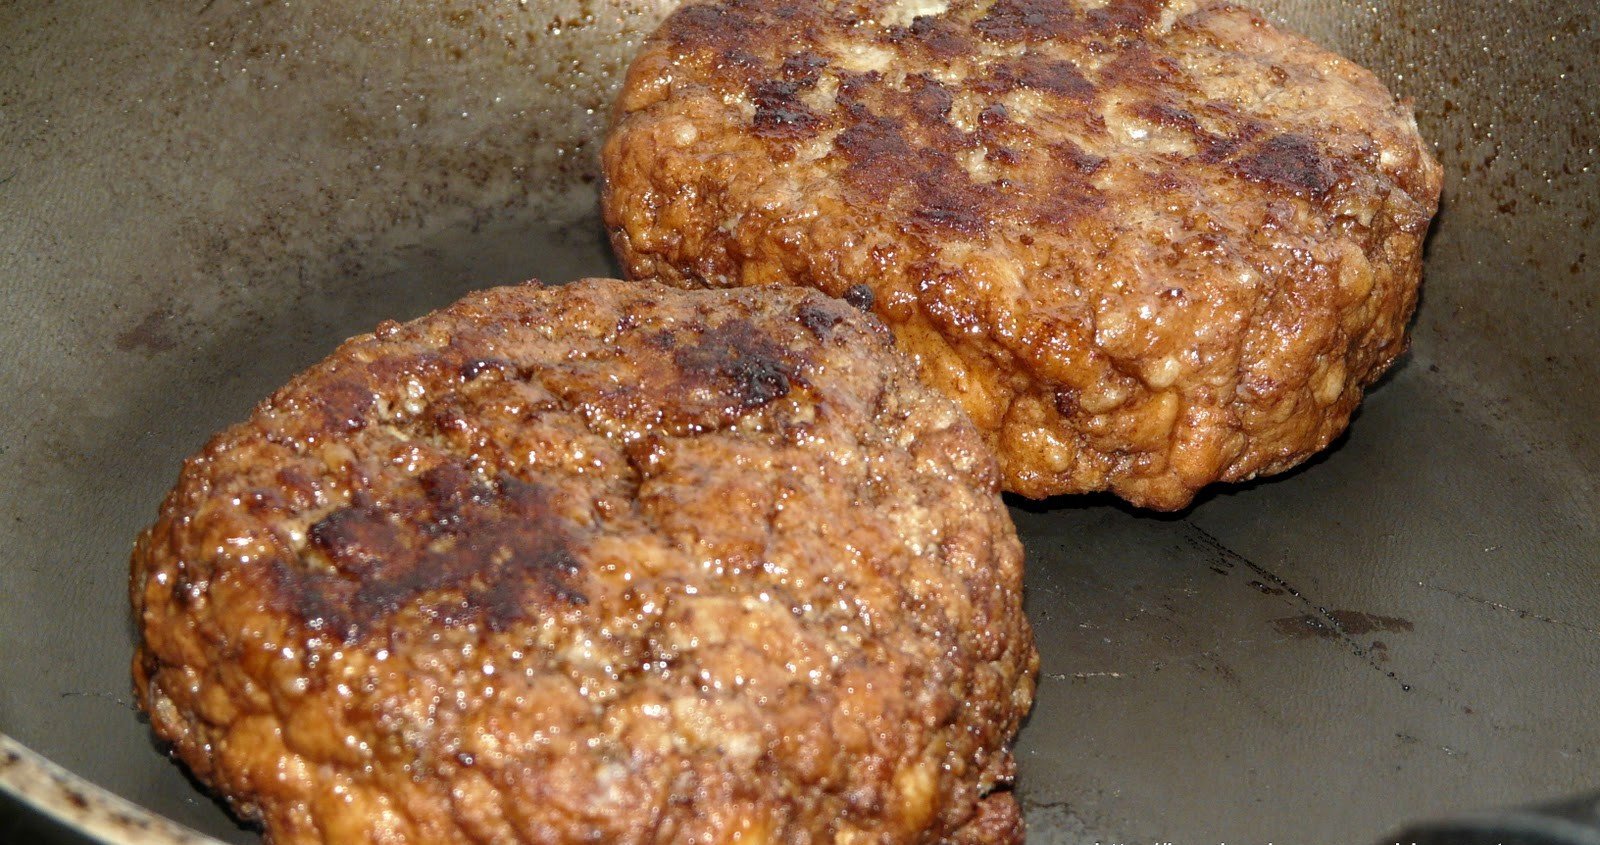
[1, 0, 1596, 842]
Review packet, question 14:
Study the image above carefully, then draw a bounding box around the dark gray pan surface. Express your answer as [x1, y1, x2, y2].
[1, 0, 1595, 842]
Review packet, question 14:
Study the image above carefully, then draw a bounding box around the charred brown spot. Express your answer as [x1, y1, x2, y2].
[751, 79, 822, 138]
[1132, 101, 1251, 161]
[967, 103, 1020, 165]
[833, 77, 1106, 233]
[910, 176, 1004, 234]
[723, 47, 762, 69]
[884, 14, 971, 58]
[662, 0, 829, 77]
[980, 58, 1096, 101]
[797, 303, 845, 338]
[833, 109, 915, 200]
[309, 495, 398, 578]
[1083, 0, 1165, 35]
[779, 51, 828, 86]
[1234, 133, 1334, 197]
[974, 0, 1084, 42]
[1098, 44, 1188, 90]
[975, 0, 1159, 43]
[1025, 59, 1096, 99]
[833, 78, 1003, 234]
[275, 466, 321, 510]
[842, 284, 875, 311]
[1012, 139, 1105, 226]
[418, 462, 493, 533]
[1135, 101, 1202, 134]
[836, 70, 881, 104]
[278, 471, 585, 640]
[675, 320, 799, 409]
[308, 380, 376, 432]
[1048, 140, 1107, 175]
[906, 74, 954, 122]
[662, 3, 764, 56]
[1053, 388, 1080, 416]
[1198, 132, 1247, 163]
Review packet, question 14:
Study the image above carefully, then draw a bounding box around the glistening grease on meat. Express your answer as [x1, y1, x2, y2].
[603, 0, 1443, 509]
[131, 279, 1037, 844]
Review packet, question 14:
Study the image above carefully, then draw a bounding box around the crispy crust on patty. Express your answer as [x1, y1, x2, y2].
[602, 0, 1444, 509]
[131, 279, 1036, 844]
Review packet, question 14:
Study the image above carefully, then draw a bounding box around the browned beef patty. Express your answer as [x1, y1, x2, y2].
[602, 0, 1443, 510]
[130, 279, 1037, 844]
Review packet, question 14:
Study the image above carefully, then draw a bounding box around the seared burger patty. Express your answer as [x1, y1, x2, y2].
[603, 0, 1443, 510]
[131, 279, 1037, 844]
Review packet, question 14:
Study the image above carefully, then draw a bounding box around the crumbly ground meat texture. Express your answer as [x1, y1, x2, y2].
[602, 0, 1444, 510]
[131, 279, 1037, 844]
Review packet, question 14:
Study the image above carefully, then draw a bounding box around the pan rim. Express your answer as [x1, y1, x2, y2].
[0, 732, 224, 845]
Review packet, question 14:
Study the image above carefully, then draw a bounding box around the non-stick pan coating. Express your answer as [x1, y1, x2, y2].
[1, 0, 1596, 842]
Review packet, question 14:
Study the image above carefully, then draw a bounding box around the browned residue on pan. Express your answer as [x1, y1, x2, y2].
[114, 308, 180, 354]
[1271, 610, 1415, 639]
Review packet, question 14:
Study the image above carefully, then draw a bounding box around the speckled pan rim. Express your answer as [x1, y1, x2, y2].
[0, 732, 226, 845]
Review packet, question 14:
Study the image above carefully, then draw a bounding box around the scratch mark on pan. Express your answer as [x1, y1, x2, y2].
[1044, 671, 1129, 681]
[1416, 581, 1600, 637]
[59, 690, 138, 711]
[1183, 524, 1416, 691]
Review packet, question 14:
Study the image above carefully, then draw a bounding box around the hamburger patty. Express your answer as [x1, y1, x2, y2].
[602, 0, 1444, 509]
[131, 279, 1037, 844]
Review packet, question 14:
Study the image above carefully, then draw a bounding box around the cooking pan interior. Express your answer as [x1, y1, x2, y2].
[1, 0, 1596, 842]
